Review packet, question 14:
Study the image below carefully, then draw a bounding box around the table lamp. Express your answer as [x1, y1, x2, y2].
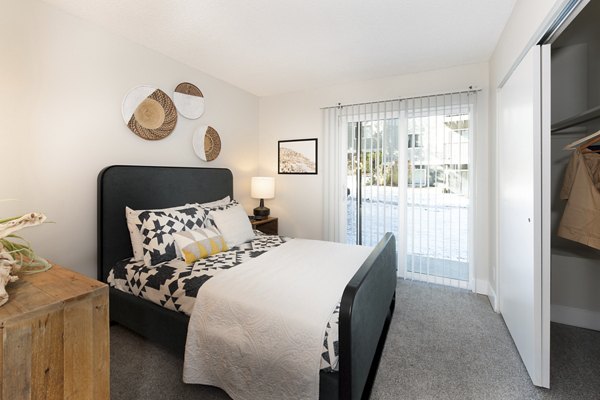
[251, 177, 275, 220]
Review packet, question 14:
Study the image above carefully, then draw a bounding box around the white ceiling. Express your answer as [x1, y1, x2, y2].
[41, 0, 516, 97]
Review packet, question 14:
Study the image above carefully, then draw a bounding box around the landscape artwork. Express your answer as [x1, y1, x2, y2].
[278, 138, 318, 174]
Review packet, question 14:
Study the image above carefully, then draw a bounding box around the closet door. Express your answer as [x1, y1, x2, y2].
[498, 45, 550, 388]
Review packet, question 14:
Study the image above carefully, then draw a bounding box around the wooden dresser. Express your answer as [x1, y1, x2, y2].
[0, 264, 109, 400]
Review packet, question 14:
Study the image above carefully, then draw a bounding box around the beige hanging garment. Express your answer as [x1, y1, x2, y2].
[558, 149, 600, 249]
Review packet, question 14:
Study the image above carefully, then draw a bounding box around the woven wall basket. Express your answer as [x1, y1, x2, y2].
[173, 82, 205, 120]
[122, 86, 177, 140]
[193, 125, 221, 161]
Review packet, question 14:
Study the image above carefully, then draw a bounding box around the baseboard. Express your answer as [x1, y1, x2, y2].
[551, 304, 600, 331]
[475, 279, 500, 313]
[475, 279, 488, 295]
[487, 282, 498, 312]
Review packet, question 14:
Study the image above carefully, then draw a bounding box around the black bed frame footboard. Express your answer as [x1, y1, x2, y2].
[98, 165, 397, 400]
[339, 232, 396, 400]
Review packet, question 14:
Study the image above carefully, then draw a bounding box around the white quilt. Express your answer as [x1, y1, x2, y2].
[182, 238, 372, 400]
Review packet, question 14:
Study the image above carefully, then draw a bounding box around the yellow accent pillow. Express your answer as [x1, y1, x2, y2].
[173, 227, 229, 264]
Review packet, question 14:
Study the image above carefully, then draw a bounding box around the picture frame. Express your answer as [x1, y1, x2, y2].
[278, 138, 318, 175]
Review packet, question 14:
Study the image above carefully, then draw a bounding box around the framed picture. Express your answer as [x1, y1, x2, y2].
[278, 138, 318, 174]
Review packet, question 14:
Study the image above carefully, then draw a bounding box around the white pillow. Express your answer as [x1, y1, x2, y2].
[197, 196, 231, 208]
[210, 205, 255, 248]
[126, 204, 194, 261]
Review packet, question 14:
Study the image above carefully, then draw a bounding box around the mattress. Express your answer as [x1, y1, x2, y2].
[107, 232, 340, 372]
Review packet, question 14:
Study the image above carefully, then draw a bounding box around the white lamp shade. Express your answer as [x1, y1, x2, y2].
[251, 177, 275, 199]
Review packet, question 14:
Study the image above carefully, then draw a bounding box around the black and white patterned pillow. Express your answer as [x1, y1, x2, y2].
[126, 204, 195, 261]
[137, 205, 209, 267]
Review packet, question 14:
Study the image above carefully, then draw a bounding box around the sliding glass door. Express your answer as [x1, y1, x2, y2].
[346, 118, 400, 246]
[343, 92, 475, 288]
[404, 95, 472, 288]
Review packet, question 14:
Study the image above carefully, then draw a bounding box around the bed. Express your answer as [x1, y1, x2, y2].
[97, 165, 397, 400]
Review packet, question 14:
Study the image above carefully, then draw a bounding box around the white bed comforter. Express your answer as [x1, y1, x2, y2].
[182, 238, 372, 400]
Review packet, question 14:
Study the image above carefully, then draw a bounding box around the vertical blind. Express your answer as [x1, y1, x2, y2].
[322, 90, 477, 289]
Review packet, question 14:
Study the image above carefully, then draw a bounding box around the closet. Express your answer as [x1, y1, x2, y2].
[497, 0, 600, 388]
[550, 0, 600, 332]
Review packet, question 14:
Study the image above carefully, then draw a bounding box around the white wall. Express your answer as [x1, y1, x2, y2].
[0, 1, 28, 217]
[0, 0, 259, 277]
[488, 0, 563, 301]
[258, 63, 491, 294]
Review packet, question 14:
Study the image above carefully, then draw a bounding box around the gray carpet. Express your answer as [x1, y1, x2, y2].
[110, 279, 600, 399]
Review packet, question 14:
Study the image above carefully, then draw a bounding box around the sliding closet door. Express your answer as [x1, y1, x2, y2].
[498, 45, 550, 388]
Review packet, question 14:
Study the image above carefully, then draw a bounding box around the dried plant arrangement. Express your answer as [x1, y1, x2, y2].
[0, 212, 51, 306]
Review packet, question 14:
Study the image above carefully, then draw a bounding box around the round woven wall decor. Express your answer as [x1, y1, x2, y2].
[193, 125, 221, 161]
[173, 82, 205, 120]
[122, 86, 177, 140]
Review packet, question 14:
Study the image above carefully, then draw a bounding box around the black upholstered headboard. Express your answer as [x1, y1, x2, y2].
[97, 165, 233, 282]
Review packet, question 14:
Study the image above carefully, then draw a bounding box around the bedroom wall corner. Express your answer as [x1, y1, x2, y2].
[2, 0, 260, 278]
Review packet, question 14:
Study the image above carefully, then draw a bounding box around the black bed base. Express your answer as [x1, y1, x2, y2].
[99, 165, 397, 400]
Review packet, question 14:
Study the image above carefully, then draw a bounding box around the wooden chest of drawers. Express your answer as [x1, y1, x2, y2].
[0, 264, 109, 400]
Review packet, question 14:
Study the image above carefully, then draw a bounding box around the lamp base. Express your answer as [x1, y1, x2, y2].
[253, 206, 270, 220]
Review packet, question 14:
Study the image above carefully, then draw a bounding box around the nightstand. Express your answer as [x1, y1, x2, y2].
[0, 264, 109, 399]
[250, 216, 278, 235]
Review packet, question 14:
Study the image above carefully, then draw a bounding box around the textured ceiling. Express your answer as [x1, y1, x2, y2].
[41, 0, 516, 96]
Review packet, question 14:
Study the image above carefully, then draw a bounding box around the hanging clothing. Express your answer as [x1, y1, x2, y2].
[558, 149, 600, 250]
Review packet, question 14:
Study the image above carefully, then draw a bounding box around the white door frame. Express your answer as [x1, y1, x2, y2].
[540, 44, 552, 390]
